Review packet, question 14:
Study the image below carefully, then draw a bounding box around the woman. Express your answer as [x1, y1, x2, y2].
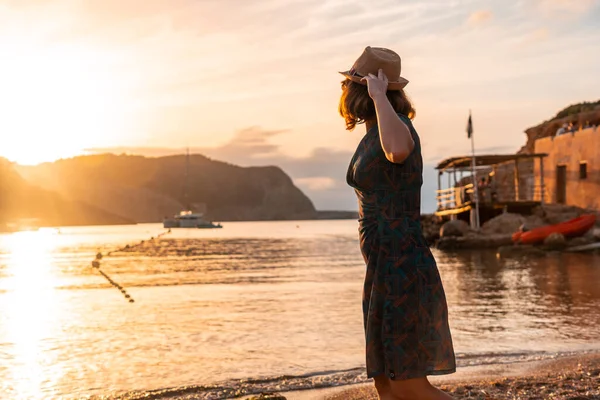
[340, 46, 456, 400]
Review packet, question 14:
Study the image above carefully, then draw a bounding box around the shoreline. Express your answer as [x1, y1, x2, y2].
[109, 351, 600, 399]
[274, 353, 600, 400]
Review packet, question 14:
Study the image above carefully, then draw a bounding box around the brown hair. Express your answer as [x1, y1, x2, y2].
[338, 79, 415, 131]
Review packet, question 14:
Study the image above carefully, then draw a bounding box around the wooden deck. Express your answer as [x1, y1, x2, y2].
[435, 200, 541, 224]
[435, 153, 548, 228]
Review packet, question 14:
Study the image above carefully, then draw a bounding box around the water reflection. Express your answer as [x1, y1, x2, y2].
[1, 230, 63, 398]
[435, 249, 600, 351]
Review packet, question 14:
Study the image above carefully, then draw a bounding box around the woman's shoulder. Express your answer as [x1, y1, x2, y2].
[396, 113, 418, 138]
[396, 112, 414, 127]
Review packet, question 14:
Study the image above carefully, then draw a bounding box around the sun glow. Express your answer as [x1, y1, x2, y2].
[0, 229, 64, 397]
[0, 40, 127, 165]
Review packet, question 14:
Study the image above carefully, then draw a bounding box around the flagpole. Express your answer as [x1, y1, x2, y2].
[468, 110, 481, 230]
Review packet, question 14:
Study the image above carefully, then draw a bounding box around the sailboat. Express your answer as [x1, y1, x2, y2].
[162, 149, 223, 229]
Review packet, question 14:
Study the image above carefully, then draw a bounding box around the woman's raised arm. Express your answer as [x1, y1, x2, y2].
[362, 69, 414, 164]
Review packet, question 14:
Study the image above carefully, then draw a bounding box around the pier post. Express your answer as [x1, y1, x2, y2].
[437, 171, 442, 209]
[539, 156, 545, 204]
[514, 159, 520, 201]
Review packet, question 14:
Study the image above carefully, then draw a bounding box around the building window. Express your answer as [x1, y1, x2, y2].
[579, 162, 588, 180]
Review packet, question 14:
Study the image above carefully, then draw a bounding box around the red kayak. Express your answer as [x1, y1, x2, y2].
[513, 214, 597, 245]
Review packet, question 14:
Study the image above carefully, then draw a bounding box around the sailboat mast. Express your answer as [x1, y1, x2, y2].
[184, 147, 190, 210]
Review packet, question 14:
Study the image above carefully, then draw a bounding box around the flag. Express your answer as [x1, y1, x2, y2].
[467, 112, 473, 139]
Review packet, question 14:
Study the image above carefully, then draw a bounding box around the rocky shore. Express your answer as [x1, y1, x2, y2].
[243, 353, 600, 400]
[423, 204, 600, 255]
[323, 354, 600, 400]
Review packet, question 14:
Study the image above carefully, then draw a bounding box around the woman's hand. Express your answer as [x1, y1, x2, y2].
[361, 69, 388, 100]
[363, 68, 414, 164]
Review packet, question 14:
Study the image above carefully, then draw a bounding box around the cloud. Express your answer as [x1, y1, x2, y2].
[218, 126, 289, 158]
[536, 0, 598, 15]
[522, 28, 550, 44]
[467, 10, 494, 26]
[475, 145, 523, 155]
[88, 125, 289, 159]
[295, 177, 338, 190]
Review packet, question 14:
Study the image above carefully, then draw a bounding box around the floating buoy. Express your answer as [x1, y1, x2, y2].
[88, 228, 171, 304]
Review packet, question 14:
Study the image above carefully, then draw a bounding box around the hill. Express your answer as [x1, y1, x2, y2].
[16, 153, 317, 222]
[0, 158, 133, 228]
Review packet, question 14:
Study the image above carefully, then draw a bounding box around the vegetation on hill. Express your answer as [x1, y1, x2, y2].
[552, 100, 600, 121]
[519, 99, 600, 154]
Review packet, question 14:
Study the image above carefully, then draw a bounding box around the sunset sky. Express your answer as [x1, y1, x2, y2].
[1, 0, 599, 211]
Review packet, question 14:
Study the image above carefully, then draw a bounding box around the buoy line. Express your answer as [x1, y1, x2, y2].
[90, 228, 172, 303]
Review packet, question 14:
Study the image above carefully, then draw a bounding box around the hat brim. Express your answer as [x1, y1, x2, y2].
[339, 71, 409, 90]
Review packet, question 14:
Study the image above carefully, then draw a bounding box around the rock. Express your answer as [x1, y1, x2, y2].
[247, 394, 287, 400]
[544, 232, 567, 250]
[546, 212, 580, 226]
[464, 230, 479, 238]
[484, 234, 515, 247]
[437, 234, 513, 250]
[440, 220, 470, 238]
[436, 236, 460, 250]
[541, 204, 584, 225]
[531, 205, 547, 219]
[497, 245, 546, 258]
[421, 214, 442, 244]
[523, 215, 546, 231]
[568, 236, 594, 248]
[481, 213, 525, 235]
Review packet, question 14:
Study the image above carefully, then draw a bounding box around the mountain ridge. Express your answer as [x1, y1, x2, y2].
[0, 158, 134, 228]
[14, 153, 318, 224]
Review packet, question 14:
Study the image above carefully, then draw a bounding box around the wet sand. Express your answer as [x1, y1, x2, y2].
[277, 353, 600, 400]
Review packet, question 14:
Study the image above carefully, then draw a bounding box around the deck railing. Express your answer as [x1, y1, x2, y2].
[436, 183, 546, 211]
[436, 184, 474, 210]
[533, 185, 549, 204]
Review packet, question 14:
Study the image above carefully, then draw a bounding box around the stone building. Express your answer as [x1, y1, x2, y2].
[534, 126, 599, 209]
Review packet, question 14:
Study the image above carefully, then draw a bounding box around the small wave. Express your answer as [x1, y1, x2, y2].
[105, 350, 599, 400]
[455, 349, 597, 367]
[105, 368, 367, 400]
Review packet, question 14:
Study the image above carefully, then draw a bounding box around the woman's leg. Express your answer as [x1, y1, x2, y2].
[373, 375, 395, 400]
[387, 376, 454, 400]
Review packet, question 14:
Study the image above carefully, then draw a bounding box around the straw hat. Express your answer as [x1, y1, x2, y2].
[339, 46, 409, 90]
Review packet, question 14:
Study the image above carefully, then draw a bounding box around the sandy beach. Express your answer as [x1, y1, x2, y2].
[266, 353, 600, 400]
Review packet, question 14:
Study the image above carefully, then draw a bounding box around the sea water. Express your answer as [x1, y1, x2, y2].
[0, 220, 599, 399]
